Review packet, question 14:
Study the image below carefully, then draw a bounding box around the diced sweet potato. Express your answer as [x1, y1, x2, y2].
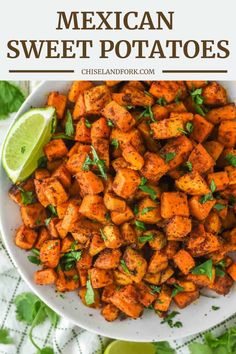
[202, 82, 227, 106]
[56, 269, 79, 292]
[175, 172, 210, 195]
[44, 139, 68, 162]
[218, 121, 236, 147]
[166, 216, 192, 240]
[191, 114, 214, 143]
[225, 166, 236, 186]
[154, 285, 172, 312]
[161, 192, 189, 218]
[206, 103, 236, 124]
[73, 93, 86, 119]
[89, 268, 113, 288]
[188, 232, 221, 257]
[66, 150, 89, 174]
[47, 92, 67, 119]
[152, 104, 169, 120]
[186, 81, 207, 90]
[102, 225, 123, 249]
[91, 117, 110, 139]
[120, 86, 155, 107]
[136, 282, 156, 307]
[173, 249, 195, 275]
[44, 178, 68, 206]
[187, 271, 215, 287]
[164, 241, 179, 259]
[149, 81, 186, 103]
[209, 274, 233, 295]
[61, 200, 82, 233]
[102, 101, 136, 132]
[84, 85, 111, 115]
[79, 195, 107, 223]
[9, 179, 35, 206]
[104, 192, 126, 212]
[188, 144, 215, 173]
[227, 262, 236, 281]
[68, 81, 93, 102]
[101, 304, 119, 321]
[15, 225, 38, 250]
[121, 247, 147, 283]
[110, 128, 144, 154]
[207, 171, 229, 191]
[143, 272, 161, 285]
[21, 203, 47, 228]
[141, 152, 169, 183]
[35, 227, 50, 249]
[147, 230, 166, 250]
[203, 141, 224, 161]
[120, 223, 137, 245]
[189, 196, 216, 220]
[204, 211, 222, 234]
[94, 249, 121, 269]
[40, 239, 60, 268]
[148, 251, 168, 273]
[137, 197, 161, 224]
[52, 164, 71, 189]
[76, 171, 104, 196]
[34, 269, 57, 285]
[92, 137, 110, 168]
[35, 169, 50, 180]
[173, 290, 199, 309]
[89, 232, 106, 256]
[159, 267, 175, 284]
[122, 144, 144, 170]
[110, 206, 134, 225]
[75, 118, 91, 143]
[112, 168, 141, 199]
[110, 284, 143, 318]
[151, 117, 184, 139]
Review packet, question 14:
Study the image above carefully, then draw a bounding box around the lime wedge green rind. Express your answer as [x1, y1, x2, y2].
[104, 341, 156, 354]
[2, 107, 56, 183]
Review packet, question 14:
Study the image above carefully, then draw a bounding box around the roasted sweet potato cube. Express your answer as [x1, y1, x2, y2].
[154, 285, 172, 312]
[225, 166, 236, 186]
[188, 232, 221, 257]
[44, 139, 68, 162]
[61, 200, 82, 233]
[161, 192, 189, 219]
[89, 268, 113, 288]
[122, 144, 144, 170]
[33, 179, 50, 207]
[91, 137, 110, 168]
[218, 121, 236, 148]
[110, 284, 143, 318]
[148, 230, 167, 250]
[121, 247, 147, 283]
[89, 232, 106, 256]
[104, 192, 126, 212]
[137, 197, 161, 224]
[102, 284, 116, 303]
[40, 239, 60, 268]
[15, 225, 38, 250]
[102, 225, 123, 249]
[227, 262, 236, 281]
[120, 86, 155, 107]
[79, 195, 107, 223]
[164, 241, 179, 259]
[202, 82, 227, 106]
[21, 203, 46, 228]
[173, 250, 195, 275]
[191, 114, 214, 143]
[35, 227, 50, 249]
[56, 202, 69, 219]
[209, 274, 233, 295]
[160, 135, 193, 170]
[166, 101, 187, 114]
[91, 117, 110, 139]
[56, 269, 79, 292]
[141, 152, 169, 183]
[110, 206, 134, 225]
[35, 169, 50, 180]
[149, 81, 186, 103]
[75, 117, 91, 143]
[151, 117, 184, 140]
[187, 271, 215, 287]
[110, 128, 144, 154]
[189, 196, 216, 220]
[66, 151, 89, 174]
[84, 85, 111, 115]
[166, 216, 192, 240]
[44, 178, 68, 206]
[101, 304, 119, 322]
[203, 141, 224, 161]
[73, 93, 86, 120]
[94, 249, 121, 269]
[47, 92, 67, 119]
[148, 251, 168, 274]
[188, 144, 215, 174]
[76, 171, 104, 196]
[175, 172, 210, 195]
[68, 81, 93, 102]
[204, 211, 222, 234]
[34, 269, 57, 285]
[173, 290, 199, 309]
[143, 272, 161, 285]
[46, 217, 59, 238]
[120, 223, 137, 245]
[186, 81, 207, 90]
[159, 267, 175, 284]
[113, 270, 133, 285]
[169, 112, 193, 123]
[206, 103, 236, 124]
[47, 159, 63, 172]
[136, 282, 157, 307]
[9, 178, 35, 206]
[152, 104, 169, 120]
[102, 101, 136, 132]
[79, 286, 100, 308]
[112, 168, 140, 199]
[207, 171, 229, 191]
[52, 164, 71, 189]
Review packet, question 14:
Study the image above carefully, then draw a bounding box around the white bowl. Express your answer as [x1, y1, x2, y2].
[0, 81, 235, 342]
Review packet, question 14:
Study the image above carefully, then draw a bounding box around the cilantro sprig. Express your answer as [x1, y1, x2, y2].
[225, 153, 236, 167]
[82, 146, 107, 179]
[0, 81, 25, 120]
[0, 328, 14, 344]
[138, 177, 158, 201]
[199, 180, 216, 204]
[65, 110, 74, 137]
[161, 311, 182, 328]
[191, 259, 213, 280]
[85, 277, 95, 305]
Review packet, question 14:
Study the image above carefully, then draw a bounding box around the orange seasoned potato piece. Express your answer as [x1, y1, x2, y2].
[110, 206, 134, 225]
[47, 92, 67, 119]
[203, 141, 224, 161]
[166, 216, 192, 240]
[121, 247, 147, 283]
[191, 114, 214, 143]
[68, 81, 93, 103]
[76, 171, 104, 196]
[175, 172, 210, 195]
[89, 232, 106, 256]
[120, 223, 137, 244]
[73, 93, 86, 120]
[202, 82, 227, 106]
[188, 144, 215, 174]
[173, 290, 199, 309]
[161, 192, 189, 218]
[189, 196, 216, 220]
[122, 144, 144, 170]
[89, 268, 113, 288]
[84, 85, 111, 115]
[173, 250, 195, 275]
[206, 103, 236, 124]
[149, 81, 186, 103]
[104, 192, 126, 212]
[148, 251, 168, 273]
[102, 101, 136, 132]
[151, 117, 184, 140]
[40, 239, 60, 268]
[34, 269, 57, 285]
[94, 249, 121, 269]
[75, 118, 91, 143]
[136, 197, 161, 224]
[207, 171, 229, 191]
[112, 168, 141, 199]
[52, 164, 71, 189]
[44, 178, 68, 206]
[15, 225, 38, 250]
[141, 152, 169, 183]
[154, 285, 172, 312]
[136, 282, 156, 307]
[44, 139, 68, 162]
[79, 195, 108, 223]
[101, 303, 119, 322]
[21, 203, 47, 228]
[91, 117, 110, 139]
[218, 121, 236, 148]
[102, 225, 123, 249]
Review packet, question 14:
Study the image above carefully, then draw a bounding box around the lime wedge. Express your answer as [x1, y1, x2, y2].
[2, 107, 56, 183]
[104, 341, 156, 354]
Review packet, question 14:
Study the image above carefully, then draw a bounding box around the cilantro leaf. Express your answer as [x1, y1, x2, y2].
[111, 139, 119, 149]
[161, 152, 176, 163]
[225, 153, 236, 167]
[153, 341, 175, 354]
[0, 81, 25, 120]
[91, 146, 107, 179]
[0, 328, 13, 344]
[185, 161, 193, 172]
[52, 134, 74, 141]
[139, 106, 155, 122]
[191, 259, 213, 280]
[85, 278, 95, 305]
[141, 207, 156, 215]
[186, 122, 194, 133]
[214, 203, 225, 211]
[171, 284, 184, 298]
[65, 110, 74, 137]
[100, 229, 107, 241]
[133, 205, 139, 216]
[60, 250, 82, 270]
[37, 347, 54, 354]
[107, 119, 114, 127]
[161, 311, 182, 328]
[138, 234, 154, 243]
[47, 205, 58, 216]
[134, 220, 147, 231]
[199, 193, 214, 204]
[120, 260, 130, 274]
[149, 285, 161, 294]
[85, 119, 92, 128]
[156, 97, 167, 106]
[37, 156, 47, 168]
[210, 180, 216, 193]
[20, 189, 35, 205]
[138, 178, 157, 201]
[212, 306, 220, 311]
